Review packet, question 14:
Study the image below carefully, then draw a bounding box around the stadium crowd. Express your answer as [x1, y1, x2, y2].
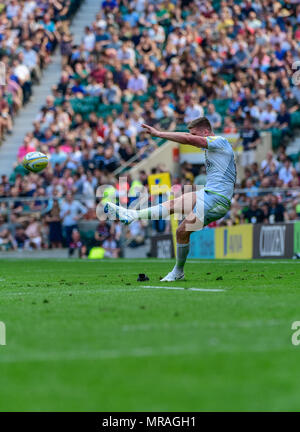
[0, 0, 82, 141]
[0, 0, 300, 253]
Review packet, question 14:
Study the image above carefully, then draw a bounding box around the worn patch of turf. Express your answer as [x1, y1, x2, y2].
[0, 259, 300, 411]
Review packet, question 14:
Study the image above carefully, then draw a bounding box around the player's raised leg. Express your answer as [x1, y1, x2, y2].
[104, 192, 197, 224]
[160, 211, 203, 282]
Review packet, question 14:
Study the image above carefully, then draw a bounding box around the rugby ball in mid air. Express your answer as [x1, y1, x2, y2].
[22, 152, 49, 173]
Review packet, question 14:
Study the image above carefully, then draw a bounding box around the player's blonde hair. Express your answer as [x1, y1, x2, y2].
[187, 116, 212, 131]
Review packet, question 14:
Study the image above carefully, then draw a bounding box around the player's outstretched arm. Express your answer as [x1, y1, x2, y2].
[142, 124, 208, 149]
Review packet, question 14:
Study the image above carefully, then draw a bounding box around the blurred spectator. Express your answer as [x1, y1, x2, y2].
[60, 192, 87, 245]
[184, 96, 204, 123]
[275, 103, 292, 140]
[94, 219, 110, 245]
[239, 119, 261, 167]
[260, 104, 277, 129]
[206, 104, 222, 130]
[68, 229, 87, 258]
[243, 198, 265, 224]
[127, 221, 145, 248]
[45, 199, 63, 248]
[103, 234, 120, 258]
[25, 216, 42, 250]
[14, 226, 28, 251]
[261, 151, 279, 176]
[268, 196, 287, 223]
[0, 215, 16, 251]
[279, 160, 293, 186]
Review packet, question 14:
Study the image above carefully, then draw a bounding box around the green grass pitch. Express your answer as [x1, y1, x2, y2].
[0, 258, 300, 411]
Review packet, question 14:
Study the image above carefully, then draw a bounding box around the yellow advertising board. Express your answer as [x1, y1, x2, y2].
[148, 172, 171, 195]
[170, 214, 178, 257]
[180, 133, 241, 164]
[215, 225, 253, 259]
[179, 144, 205, 164]
[147, 172, 178, 255]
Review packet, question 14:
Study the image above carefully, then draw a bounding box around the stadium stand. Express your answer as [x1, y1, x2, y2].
[0, 0, 82, 141]
[0, 0, 299, 254]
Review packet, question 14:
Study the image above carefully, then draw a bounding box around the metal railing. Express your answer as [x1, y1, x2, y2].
[0, 187, 299, 205]
[0, 187, 298, 218]
[234, 187, 300, 195]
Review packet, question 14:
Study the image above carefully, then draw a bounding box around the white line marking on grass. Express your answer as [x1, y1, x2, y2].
[141, 285, 225, 292]
[0, 345, 199, 364]
[0, 339, 291, 364]
[0, 288, 143, 297]
[0, 286, 225, 298]
[122, 319, 284, 332]
[189, 287, 225, 292]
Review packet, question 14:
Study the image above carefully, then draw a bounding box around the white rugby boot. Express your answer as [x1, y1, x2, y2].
[104, 202, 137, 225]
[160, 267, 185, 282]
